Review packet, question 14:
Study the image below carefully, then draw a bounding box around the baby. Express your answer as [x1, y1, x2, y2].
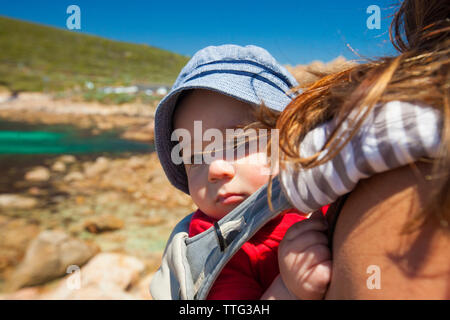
[152, 44, 331, 300]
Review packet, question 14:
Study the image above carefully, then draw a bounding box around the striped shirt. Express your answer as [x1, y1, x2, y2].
[280, 101, 442, 212]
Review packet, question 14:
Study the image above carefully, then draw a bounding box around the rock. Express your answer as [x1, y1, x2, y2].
[97, 121, 114, 130]
[0, 215, 10, 225]
[43, 286, 138, 300]
[0, 194, 39, 209]
[0, 287, 40, 300]
[127, 156, 147, 170]
[41, 253, 145, 300]
[6, 230, 98, 291]
[24, 166, 50, 182]
[58, 155, 76, 164]
[51, 161, 66, 172]
[63, 171, 84, 182]
[84, 157, 110, 178]
[27, 187, 46, 196]
[95, 191, 121, 205]
[83, 214, 124, 233]
[120, 128, 154, 142]
[0, 287, 41, 300]
[0, 218, 40, 273]
[140, 217, 165, 227]
[129, 272, 154, 300]
[286, 57, 357, 86]
[75, 196, 85, 205]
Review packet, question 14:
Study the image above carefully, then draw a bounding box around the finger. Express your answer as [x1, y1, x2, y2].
[280, 242, 331, 277]
[280, 244, 332, 300]
[292, 260, 333, 300]
[279, 231, 329, 261]
[283, 217, 328, 241]
[299, 244, 332, 273]
[309, 210, 327, 222]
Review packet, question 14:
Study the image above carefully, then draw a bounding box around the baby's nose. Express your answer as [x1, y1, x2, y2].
[208, 159, 235, 182]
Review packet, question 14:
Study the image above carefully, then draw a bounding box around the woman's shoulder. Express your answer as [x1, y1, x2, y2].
[325, 162, 450, 299]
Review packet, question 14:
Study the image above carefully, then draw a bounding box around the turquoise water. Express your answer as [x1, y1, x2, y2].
[0, 119, 154, 193]
[0, 120, 153, 155]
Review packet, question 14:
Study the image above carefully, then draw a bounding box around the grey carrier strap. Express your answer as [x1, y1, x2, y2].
[150, 177, 291, 300]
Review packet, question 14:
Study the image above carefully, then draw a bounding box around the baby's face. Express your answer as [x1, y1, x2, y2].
[173, 89, 276, 220]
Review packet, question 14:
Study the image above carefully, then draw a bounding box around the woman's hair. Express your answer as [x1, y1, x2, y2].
[253, 0, 450, 230]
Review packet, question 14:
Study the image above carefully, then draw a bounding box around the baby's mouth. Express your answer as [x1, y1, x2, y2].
[216, 193, 247, 205]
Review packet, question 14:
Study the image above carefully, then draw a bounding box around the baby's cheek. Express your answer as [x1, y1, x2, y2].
[187, 171, 208, 205]
[247, 168, 271, 187]
[238, 157, 272, 191]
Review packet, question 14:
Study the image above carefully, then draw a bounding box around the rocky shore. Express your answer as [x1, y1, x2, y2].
[0, 92, 155, 141]
[0, 152, 195, 299]
[0, 91, 195, 300]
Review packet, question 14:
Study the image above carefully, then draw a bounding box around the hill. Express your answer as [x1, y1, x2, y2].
[0, 16, 189, 92]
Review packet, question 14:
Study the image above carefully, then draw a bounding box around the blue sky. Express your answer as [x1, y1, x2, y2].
[0, 0, 399, 65]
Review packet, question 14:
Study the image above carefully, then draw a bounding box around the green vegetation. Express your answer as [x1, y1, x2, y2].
[0, 16, 189, 93]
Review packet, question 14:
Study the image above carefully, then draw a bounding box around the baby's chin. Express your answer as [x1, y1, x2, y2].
[199, 203, 240, 220]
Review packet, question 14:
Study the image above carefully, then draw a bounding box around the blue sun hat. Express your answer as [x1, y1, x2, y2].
[154, 44, 299, 194]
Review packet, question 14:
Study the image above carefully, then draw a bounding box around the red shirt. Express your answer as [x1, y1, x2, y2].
[188, 208, 309, 300]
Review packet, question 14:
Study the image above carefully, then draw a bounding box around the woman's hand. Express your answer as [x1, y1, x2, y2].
[278, 211, 332, 300]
